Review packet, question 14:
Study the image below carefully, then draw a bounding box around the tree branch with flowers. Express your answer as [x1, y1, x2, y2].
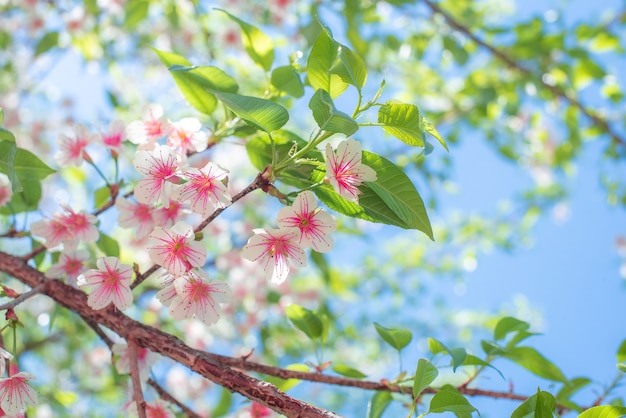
[0, 2, 625, 418]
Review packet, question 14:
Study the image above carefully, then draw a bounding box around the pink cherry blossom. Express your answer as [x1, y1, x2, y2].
[112, 343, 158, 382]
[133, 145, 180, 207]
[0, 173, 12, 207]
[163, 269, 232, 325]
[44, 249, 90, 287]
[99, 120, 125, 153]
[167, 118, 209, 155]
[325, 139, 377, 202]
[148, 222, 206, 276]
[64, 206, 99, 245]
[126, 104, 172, 149]
[30, 206, 98, 250]
[0, 372, 37, 416]
[115, 198, 156, 239]
[153, 199, 188, 228]
[128, 399, 176, 418]
[78, 257, 133, 310]
[172, 163, 231, 217]
[54, 125, 95, 166]
[241, 228, 306, 284]
[276, 190, 336, 253]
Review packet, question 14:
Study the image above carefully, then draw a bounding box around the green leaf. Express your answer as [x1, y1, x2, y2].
[265, 363, 309, 391]
[307, 28, 349, 99]
[494, 317, 530, 341]
[579, 406, 626, 418]
[503, 347, 567, 383]
[0, 140, 20, 192]
[428, 386, 477, 415]
[285, 304, 323, 340]
[423, 117, 448, 151]
[618, 363, 626, 373]
[332, 364, 367, 379]
[617, 339, 626, 363]
[309, 89, 358, 136]
[511, 389, 556, 418]
[245, 130, 322, 188]
[374, 322, 412, 351]
[462, 354, 505, 380]
[271, 65, 304, 98]
[211, 387, 232, 418]
[96, 233, 120, 257]
[367, 391, 392, 418]
[218, 9, 274, 71]
[169, 65, 239, 93]
[212, 91, 288, 133]
[556, 377, 591, 403]
[124, 0, 150, 29]
[427, 338, 466, 372]
[0, 179, 41, 215]
[329, 45, 367, 90]
[378, 102, 426, 147]
[506, 330, 539, 349]
[311, 151, 433, 237]
[154, 49, 235, 114]
[310, 250, 331, 284]
[94, 186, 110, 209]
[35, 32, 59, 57]
[413, 358, 438, 398]
[481, 340, 507, 356]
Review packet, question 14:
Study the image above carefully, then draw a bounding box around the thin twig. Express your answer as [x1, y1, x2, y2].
[421, 0, 626, 147]
[128, 338, 147, 418]
[0, 283, 46, 311]
[147, 379, 203, 418]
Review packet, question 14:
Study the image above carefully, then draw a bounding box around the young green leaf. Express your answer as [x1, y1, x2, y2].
[413, 359, 438, 398]
[428, 386, 477, 415]
[503, 347, 567, 383]
[329, 45, 368, 90]
[427, 338, 466, 372]
[307, 28, 348, 99]
[169, 65, 239, 94]
[511, 388, 557, 418]
[153, 49, 223, 114]
[311, 151, 433, 238]
[265, 363, 309, 392]
[461, 354, 505, 380]
[0, 178, 41, 215]
[423, 117, 448, 151]
[218, 10, 274, 71]
[35, 31, 59, 57]
[578, 406, 626, 418]
[245, 130, 322, 188]
[374, 322, 412, 351]
[367, 391, 392, 418]
[211, 387, 232, 418]
[309, 89, 358, 136]
[494, 317, 530, 341]
[556, 377, 591, 404]
[481, 340, 507, 356]
[617, 338, 626, 362]
[271, 65, 304, 98]
[0, 127, 15, 143]
[285, 304, 323, 340]
[332, 364, 367, 379]
[378, 102, 426, 147]
[124, 0, 150, 29]
[212, 91, 288, 133]
[96, 233, 120, 258]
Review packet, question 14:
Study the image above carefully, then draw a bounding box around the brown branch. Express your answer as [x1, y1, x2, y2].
[128, 339, 147, 418]
[0, 283, 47, 311]
[147, 379, 203, 418]
[0, 250, 340, 418]
[421, 0, 626, 147]
[80, 313, 203, 418]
